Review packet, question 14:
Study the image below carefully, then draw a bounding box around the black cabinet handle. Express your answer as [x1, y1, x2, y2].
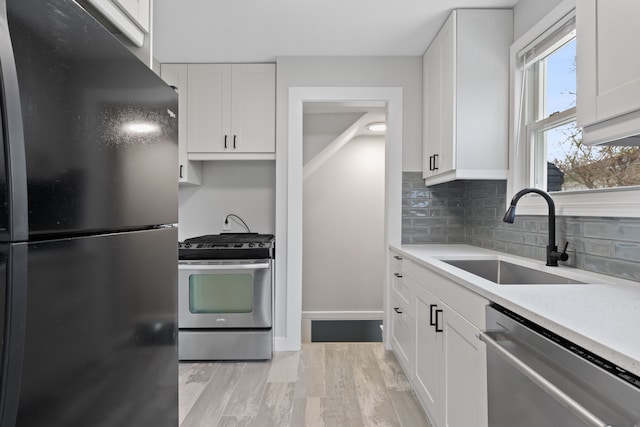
[393, 255, 403, 260]
[233, 135, 237, 149]
[435, 309, 443, 333]
[433, 154, 439, 171]
[179, 164, 183, 179]
[224, 134, 228, 149]
[429, 155, 434, 171]
[429, 304, 437, 326]
[393, 272, 403, 278]
[394, 307, 402, 314]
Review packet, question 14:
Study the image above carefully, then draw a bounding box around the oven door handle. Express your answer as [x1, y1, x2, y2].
[479, 331, 612, 427]
[179, 262, 271, 270]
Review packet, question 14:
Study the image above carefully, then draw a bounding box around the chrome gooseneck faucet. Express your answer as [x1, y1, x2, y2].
[503, 188, 569, 267]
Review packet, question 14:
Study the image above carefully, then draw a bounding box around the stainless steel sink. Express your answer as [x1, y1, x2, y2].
[441, 259, 587, 285]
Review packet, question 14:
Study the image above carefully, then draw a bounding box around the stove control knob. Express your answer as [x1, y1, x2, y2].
[258, 242, 265, 247]
[248, 243, 255, 247]
[184, 242, 192, 248]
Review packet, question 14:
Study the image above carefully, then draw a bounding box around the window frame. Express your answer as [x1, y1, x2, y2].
[507, 0, 640, 217]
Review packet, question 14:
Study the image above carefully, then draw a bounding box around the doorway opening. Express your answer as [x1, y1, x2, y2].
[277, 87, 402, 352]
[301, 102, 386, 343]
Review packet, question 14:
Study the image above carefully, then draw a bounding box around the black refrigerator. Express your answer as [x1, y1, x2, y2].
[0, 0, 179, 426]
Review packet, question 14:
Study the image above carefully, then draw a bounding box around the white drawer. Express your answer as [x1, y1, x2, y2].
[406, 261, 488, 328]
[391, 267, 412, 306]
[390, 250, 404, 269]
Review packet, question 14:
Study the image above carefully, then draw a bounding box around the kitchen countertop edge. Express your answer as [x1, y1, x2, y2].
[390, 243, 640, 377]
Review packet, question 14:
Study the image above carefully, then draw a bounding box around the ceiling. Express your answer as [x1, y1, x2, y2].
[153, 0, 519, 63]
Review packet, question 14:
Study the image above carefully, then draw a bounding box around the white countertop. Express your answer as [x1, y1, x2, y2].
[391, 244, 640, 377]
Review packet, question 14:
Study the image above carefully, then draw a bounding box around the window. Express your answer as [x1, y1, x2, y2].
[508, 0, 640, 217]
[524, 26, 578, 193]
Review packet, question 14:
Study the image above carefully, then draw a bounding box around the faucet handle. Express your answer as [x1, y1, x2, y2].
[559, 242, 569, 262]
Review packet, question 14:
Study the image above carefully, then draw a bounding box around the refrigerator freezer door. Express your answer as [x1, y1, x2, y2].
[5, 0, 178, 238]
[0, 242, 27, 427]
[15, 228, 178, 427]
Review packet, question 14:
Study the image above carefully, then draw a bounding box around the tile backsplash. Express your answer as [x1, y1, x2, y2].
[402, 172, 640, 282]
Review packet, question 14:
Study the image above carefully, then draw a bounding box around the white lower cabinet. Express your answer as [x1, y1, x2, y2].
[442, 303, 487, 427]
[391, 293, 414, 374]
[389, 249, 488, 427]
[415, 287, 442, 423]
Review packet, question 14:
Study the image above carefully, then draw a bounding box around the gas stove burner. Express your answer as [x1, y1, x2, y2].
[179, 233, 275, 260]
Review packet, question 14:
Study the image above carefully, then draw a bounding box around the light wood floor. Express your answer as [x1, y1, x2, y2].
[179, 342, 433, 427]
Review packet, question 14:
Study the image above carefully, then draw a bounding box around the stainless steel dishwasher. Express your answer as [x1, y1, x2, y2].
[481, 304, 640, 427]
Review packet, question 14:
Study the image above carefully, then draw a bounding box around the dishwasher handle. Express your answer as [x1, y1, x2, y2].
[478, 331, 613, 427]
[179, 262, 270, 270]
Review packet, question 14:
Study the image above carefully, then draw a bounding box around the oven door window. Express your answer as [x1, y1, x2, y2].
[189, 273, 253, 313]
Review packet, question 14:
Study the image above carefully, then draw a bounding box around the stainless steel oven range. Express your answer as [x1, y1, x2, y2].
[178, 233, 274, 360]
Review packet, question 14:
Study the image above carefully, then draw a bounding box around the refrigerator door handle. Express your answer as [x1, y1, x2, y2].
[0, 243, 28, 427]
[0, 0, 28, 242]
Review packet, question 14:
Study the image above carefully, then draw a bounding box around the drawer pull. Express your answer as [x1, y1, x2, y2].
[435, 309, 443, 333]
[393, 255, 403, 260]
[394, 307, 403, 314]
[429, 304, 438, 326]
[393, 272, 403, 278]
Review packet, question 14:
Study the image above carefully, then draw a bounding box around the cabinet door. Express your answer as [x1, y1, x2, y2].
[414, 288, 442, 425]
[438, 12, 456, 176]
[593, 0, 640, 122]
[160, 64, 202, 185]
[112, 0, 150, 31]
[442, 304, 487, 427]
[231, 64, 276, 153]
[579, 0, 640, 126]
[391, 294, 414, 374]
[187, 64, 232, 153]
[423, 13, 455, 179]
[423, 38, 441, 178]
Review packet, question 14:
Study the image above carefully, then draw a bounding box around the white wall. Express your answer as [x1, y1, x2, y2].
[303, 112, 364, 164]
[277, 56, 422, 172]
[513, 0, 563, 40]
[303, 135, 385, 313]
[178, 161, 275, 240]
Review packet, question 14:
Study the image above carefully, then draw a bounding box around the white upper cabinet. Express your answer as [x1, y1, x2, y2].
[187, 64, 276, 160]
[112, 0, 150, 31]
[159, 64, 203, 186]
[86, 0, 150, 47]
[422, 9, 512, 186]
[231, 65, 277, 154]
[423, 14, 455, 179]
[577, 0, 640, 145]
[187, 64, 232, 155]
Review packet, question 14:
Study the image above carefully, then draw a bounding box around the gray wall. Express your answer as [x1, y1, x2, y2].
[402, 173, 640, 282]
[276, 56, 423, 171]
[513, 0, 563, 40]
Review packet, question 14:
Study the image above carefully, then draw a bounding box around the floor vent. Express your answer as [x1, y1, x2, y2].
[311, 320, 383, 342]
